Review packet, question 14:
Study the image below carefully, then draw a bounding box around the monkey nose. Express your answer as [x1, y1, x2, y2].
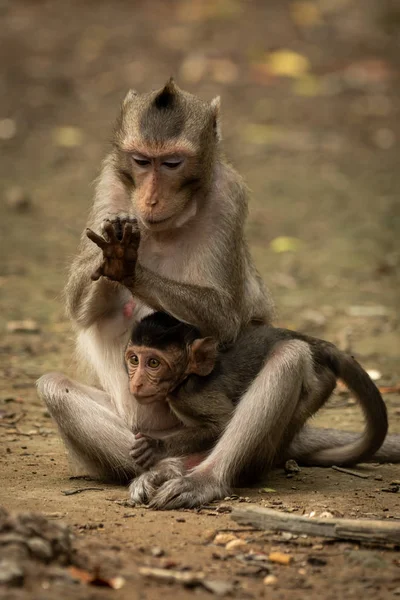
[132, 383, 143, 395]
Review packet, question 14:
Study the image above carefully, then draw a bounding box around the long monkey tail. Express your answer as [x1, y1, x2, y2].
[302, 350, 388, 466]
[288, 427, 400, 465]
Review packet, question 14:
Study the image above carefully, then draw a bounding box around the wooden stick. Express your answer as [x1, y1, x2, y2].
[231, 505, 400, 545]
[331, 465, 370, 479]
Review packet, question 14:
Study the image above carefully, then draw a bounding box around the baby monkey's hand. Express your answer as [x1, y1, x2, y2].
[86, 216, 140, 285]
[130, 433, 165, 471]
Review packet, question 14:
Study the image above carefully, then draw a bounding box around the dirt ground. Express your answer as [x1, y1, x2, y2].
[1, 1, 400, 598]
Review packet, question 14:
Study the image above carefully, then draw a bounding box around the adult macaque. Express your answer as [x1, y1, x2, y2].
[37, 80, 397, 502]
[37, 79, 271, 479]
[125, 312, 398, 508]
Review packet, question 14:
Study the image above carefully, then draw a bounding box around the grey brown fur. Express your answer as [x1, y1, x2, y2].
[129, 320, 394, 508]
[38, 80, 271, 476]
[36, 81, 397, 508]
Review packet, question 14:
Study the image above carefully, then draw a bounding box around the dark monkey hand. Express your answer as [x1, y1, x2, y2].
[86, 217, 140, 284]
[129, 433, 165, 471]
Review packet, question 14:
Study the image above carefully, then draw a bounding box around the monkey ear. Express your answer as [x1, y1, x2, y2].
[154, 77, 178, 110]
[123, 89, 138, 107]
[210, 96, 221, 141]
[189, 337, 218, 377]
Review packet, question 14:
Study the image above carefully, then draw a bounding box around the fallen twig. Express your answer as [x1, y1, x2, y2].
[231, 504, 400, 545]
[61, 487, 105, 496]
[331, 465, 370, 479]
[139, 567, 204, 585]
[378, 384, 400, 394]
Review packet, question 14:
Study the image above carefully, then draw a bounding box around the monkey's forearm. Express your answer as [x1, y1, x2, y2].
[163, 424, 222, 457]
[65, 251, 124, 329]
[130, 264, 240, 343]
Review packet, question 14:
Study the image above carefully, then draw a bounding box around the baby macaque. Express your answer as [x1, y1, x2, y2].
[125, 312, 232, 470]
[127, 312, 390, 506]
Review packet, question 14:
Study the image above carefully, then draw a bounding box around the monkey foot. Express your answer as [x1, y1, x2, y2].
[128, 457, 185, 505]
[148, 472, 228, 510]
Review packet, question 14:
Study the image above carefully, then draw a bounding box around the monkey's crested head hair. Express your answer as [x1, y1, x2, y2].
[131, 312, 201, 351]
[115, 78, 221, 154]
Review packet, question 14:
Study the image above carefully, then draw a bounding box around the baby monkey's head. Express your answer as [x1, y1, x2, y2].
[125, 312, 218, 404]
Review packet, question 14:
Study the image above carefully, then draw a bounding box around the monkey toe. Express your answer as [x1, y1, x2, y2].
[129, 472, 159, 505]
[150, 475, 227, 510]
[149, 478, 195, 510]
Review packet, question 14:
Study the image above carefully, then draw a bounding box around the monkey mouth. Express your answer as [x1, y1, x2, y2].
[134, 393, 165, 404]
[143, 215, 172, 227]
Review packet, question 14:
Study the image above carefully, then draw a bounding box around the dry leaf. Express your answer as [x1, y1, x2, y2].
[68, 566, 92, 584]
[267, 50, 310, 78]
[7, 320, 40, 334]
[68, 566, 125, 589]
[260, 487, 277, 493]
[270, 236, 303, 253]
[378, 384, 400, 394]
[53, 126, 83, 148]
[293, 74, 322, 96]
[269, 551, 293, 565]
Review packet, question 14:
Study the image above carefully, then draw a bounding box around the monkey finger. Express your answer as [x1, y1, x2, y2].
[134, 448, 154, 468]
[103, 221, 119, 243]
[86, 228, 108, 249]
[130, 229, 140, 248]
[90, 265, 105, 281]
[130, 441, 150, 458]
[121, 222, 133, 244]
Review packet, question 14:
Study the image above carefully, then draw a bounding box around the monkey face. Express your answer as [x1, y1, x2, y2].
[125, 344, 186, 404]
[114, 79, 220, 231]
[129, 153, 200, 231]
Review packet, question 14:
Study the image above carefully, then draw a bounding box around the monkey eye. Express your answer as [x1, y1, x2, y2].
[162, 159, 183, 169]
[132, 155, 151, 167]
[148, 358, 160, 369]
[129, 354, 139, 366]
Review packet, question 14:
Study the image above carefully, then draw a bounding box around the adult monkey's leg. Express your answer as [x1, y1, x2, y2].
[148, 340, 313, 509]
[37, 372, 139, 482]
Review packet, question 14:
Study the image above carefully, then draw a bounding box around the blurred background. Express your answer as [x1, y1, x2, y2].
[1, 0, 399, 382]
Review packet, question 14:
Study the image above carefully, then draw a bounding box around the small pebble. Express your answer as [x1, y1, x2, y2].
[319, 511, 333, 519]
[263, 574, 278, 586]
[285, 459, 301, 474]
[27, 538, 53, 561]
[216, 504, 232, 513]
[0, 559, 24, 586]
[225, 539, 247, 551]
[6, 320, 40, 334]
[213, 533, 238, 546]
